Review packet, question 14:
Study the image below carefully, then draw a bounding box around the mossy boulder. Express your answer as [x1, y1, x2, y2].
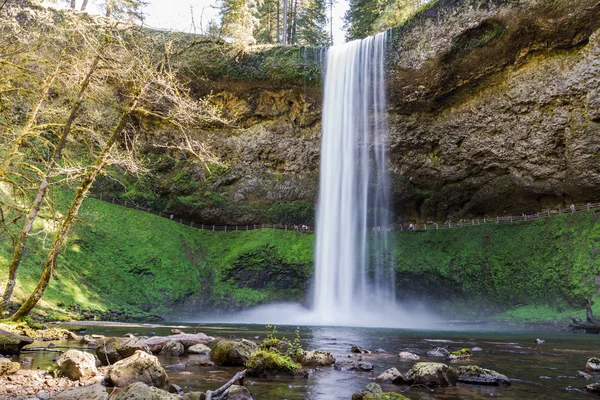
[97, 337, 150, 366]
[456, 365, 511, 386]
[107, 350, 168, 388]
[446, 348, 472, 361]
[227, 384, 254, 400]
[113, 382, 178, 399]
[406, 362, 459, 387]
[212, 339, 258, 366]
[245, 349, 308, 378]
[0, 329, 33, 355]
[159, 341, 184, 357]
[354, 383, 408, 400]
[0, 358, 20, 375]
[586, 357, 600, 371]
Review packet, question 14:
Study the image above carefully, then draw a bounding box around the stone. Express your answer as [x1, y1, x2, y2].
[586, 357, 600, 371]
[456, 365, 511, 386]
[185, 358, 215, 367]
[56, 350, 98, 381]
[298, 350, 335, 367]
[245, 350, 308, 378]
[0, 329, 34, 355]
[535, 338, 545, 344]
[227, 385, 253, 400]
[80, 336, 99, 348]
[49, 383, 108, 400]
[107, 350, 168, 388]
[0, 357, 20, 375]
[182, 392, 206, 400]
[446, 348, 472, 361]
[578, 370, 592, 379]
[587, 383, 600, 394]
[406, 362, 459, 387]
[471, 347, 483, 352]
[168, 383, 183, 395]
[352, 383, 381, 400]
[113, 382, 178, 400]
[427, 347, 449, 357]
[96, 337, 150, 366]
[375, 367, 404, 383]
[212, 339, 258, 366]
[351, 345, 371, 354]
[187, 344, 211, 355]
[159, 341, 184, 357]
[398, 351, 419, 360]
[334, 360, 374, 372]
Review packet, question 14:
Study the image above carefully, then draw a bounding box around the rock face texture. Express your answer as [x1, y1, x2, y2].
[162, 0, 600, 224]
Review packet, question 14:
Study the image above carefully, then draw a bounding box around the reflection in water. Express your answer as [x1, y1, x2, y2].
[25, 323, 600, 399]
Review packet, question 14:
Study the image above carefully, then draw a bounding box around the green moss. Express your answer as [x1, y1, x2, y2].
[449, 348, 472, 357]
[245, 349, 303, 377]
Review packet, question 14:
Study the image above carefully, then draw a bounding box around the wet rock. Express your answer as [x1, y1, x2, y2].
[187, 344, 211, 355]
[227, 384, 253, 400]
[586, 383, 600, 394]
[578, 370, 592, 379]
[186, 358, 215, 367]
[471, 347, 483, 352]
[373, 348, 386, 353]
[375, 367, 403, 383]
[182, 392, 206, 400]
[298, 350, 335, 367]
[171, 329, 183, 335]
[96, 337, 150, 366]
[398, 351, 419, 360]
[212, 339, 258, 366]
[159, 341, 184, 357]
[535, 338, 545, 344]
[246, 350, 308, 378]
[351, 345, 371, 354]
[352, 382, 382, 400]
[113, 382, 178, 399]
[144, 333, 214, 351]
[427, 347, 449, 357]
[56, 350, 98, 381]
[334, 359, 374, 372]
[0, 358, 20, 375]
[456, 365, 511, 386]
[65, 331, 82, 342]
[446, 348, 472, 361]
[406, 362, 459, 387]
[80, 336, 99, 348]
[50, 383, 108, 400]
[586, 358, 600, 371]
[168, 383, 183, 395]
[21, 357, 33, 364]
[0, 329, 34, 355]
[107, 350, 168, 388]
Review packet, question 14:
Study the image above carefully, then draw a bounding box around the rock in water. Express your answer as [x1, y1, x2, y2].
[352, 382, 410, 400]
[0, 329, 33, 355]
[56, 350, 98, 380]
[113, 382, 178, 399]
[427, 347, 449, 357]
[51, 383, 108, 400]
[187, 344, 211, 355]
[351, 345, 371, 354]
[535, 338, 545, 344]
[212, 339, 258, 366]
[159, 341, 184, 357]
[352, 383, 382, 400]
[406, 362, 459, 387]
[375, 367, 404, 383]
[334, 360, 374, 372]
[0, 358, 20, 376]
[456, 365, 511, 386]
[97, 337, 150, 366]
[107, 350, 168, 388]
[245, 350, 308, 378]
[578, 370, 592, 379]
[398, 351, 419, 360]
[586, 357, 600, 371]
[228, 385, 254, 400]
[446, 348, 472, 361]
[298, 350, 336, 367]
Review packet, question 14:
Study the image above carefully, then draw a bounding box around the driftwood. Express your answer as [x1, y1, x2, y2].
[144, 332, 214, 350]
[205, 369, 246, 400]
[569, 302, 600, 333]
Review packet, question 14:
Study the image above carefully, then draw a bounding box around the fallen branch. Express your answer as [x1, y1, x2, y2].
[205, 369, 246, 400]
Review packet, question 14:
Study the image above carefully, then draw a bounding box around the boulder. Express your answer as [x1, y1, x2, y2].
[56, 350, 98, 380]
[446, 348, 472, 361]
[113, 382, 179, 400]
[351, 345, 371, 354]
[245, 349, 308, 378]
[398, 351, 419, 360]
[0, 329, 33, 355]
[107, 350, 168, 388]
[352, 382, 382, 400]
[168, 383, 183, 395]
[456, 365, 511, 386]
[298, 350, 335, 367]
[144, 333, 214, 350]
[406, 362, 459, 387]
[578, 370, 592, 379]
[212, 339, 258, 366]
[97, 337, 150, 366]
[586, 357, 600, 371]
[50, 383, 109, 400]
[187, 344, 211, 355]
[586, 383, 600, 395]
[159, 341, 184, 357]
[80, 335, 99, 348]
[334, 359, 374, 372]
[182, 392, 206, 400]
[427, 347, 449, 357]
[227, 384, 253, 400]
[375, 367, 404, 383]
[0, 357, 20, 375]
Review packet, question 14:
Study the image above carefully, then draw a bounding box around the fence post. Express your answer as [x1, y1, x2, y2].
[202, 224, 204, 230]
[236, 225, 238, 231]
[225, 226, 227, 232]
[496, 217, 499, 223]
[435, 223, 438, 230]
[213, 225, 215, 232]
[254, 224, 256, 230]
[285, 225, 287, 231]
[191, 222, 194, 228]
[548, 209, 551, 216]
[424, 224, 427, 231]
[246, 225, 248, 231]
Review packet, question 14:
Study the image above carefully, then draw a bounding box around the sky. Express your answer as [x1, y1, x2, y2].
[48, 0, 349, 45]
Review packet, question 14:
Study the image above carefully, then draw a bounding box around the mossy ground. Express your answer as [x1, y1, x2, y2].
[0, 188, 598, 322]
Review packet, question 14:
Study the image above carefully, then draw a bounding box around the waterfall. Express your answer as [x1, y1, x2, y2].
[313, 31, 396, 325]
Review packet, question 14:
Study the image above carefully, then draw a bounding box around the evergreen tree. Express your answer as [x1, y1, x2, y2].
[254, 0, 278, 43]
[295, 0, 329, 46]
[220, 0, 258, 47]
[344, 0, 386, 40]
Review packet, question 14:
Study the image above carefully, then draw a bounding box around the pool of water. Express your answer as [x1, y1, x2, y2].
[19, 322, 600, 399]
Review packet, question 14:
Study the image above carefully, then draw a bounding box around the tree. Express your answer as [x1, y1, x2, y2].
[220, 0, 258, 47]
[295, 0, 329, 46]
[344, 0, 386, 40]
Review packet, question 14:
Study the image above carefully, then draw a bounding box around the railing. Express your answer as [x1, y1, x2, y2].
[89, 194, 599, 234]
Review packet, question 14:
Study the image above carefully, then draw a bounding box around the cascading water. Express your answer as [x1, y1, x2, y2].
[313, 32, 396, 325]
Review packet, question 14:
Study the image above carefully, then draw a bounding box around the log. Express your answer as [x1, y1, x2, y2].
[205, 369, 246, 400]
[144, 333, 214, 349]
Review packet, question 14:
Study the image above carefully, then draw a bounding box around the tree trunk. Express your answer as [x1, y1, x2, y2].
[0, 53, 101, 313]
[10, 93, 142, 321]
[276, 0, 280, 43]
[70, 0, 76, 9]
[80, 0, 89, 11]
[282, 0, 288, 45]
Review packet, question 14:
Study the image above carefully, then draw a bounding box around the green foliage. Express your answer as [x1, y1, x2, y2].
[261, 325, 283, 350]
[344, 0, 388, 40]
[245, 349, 303, 375]
[448, 348, 471, 357]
